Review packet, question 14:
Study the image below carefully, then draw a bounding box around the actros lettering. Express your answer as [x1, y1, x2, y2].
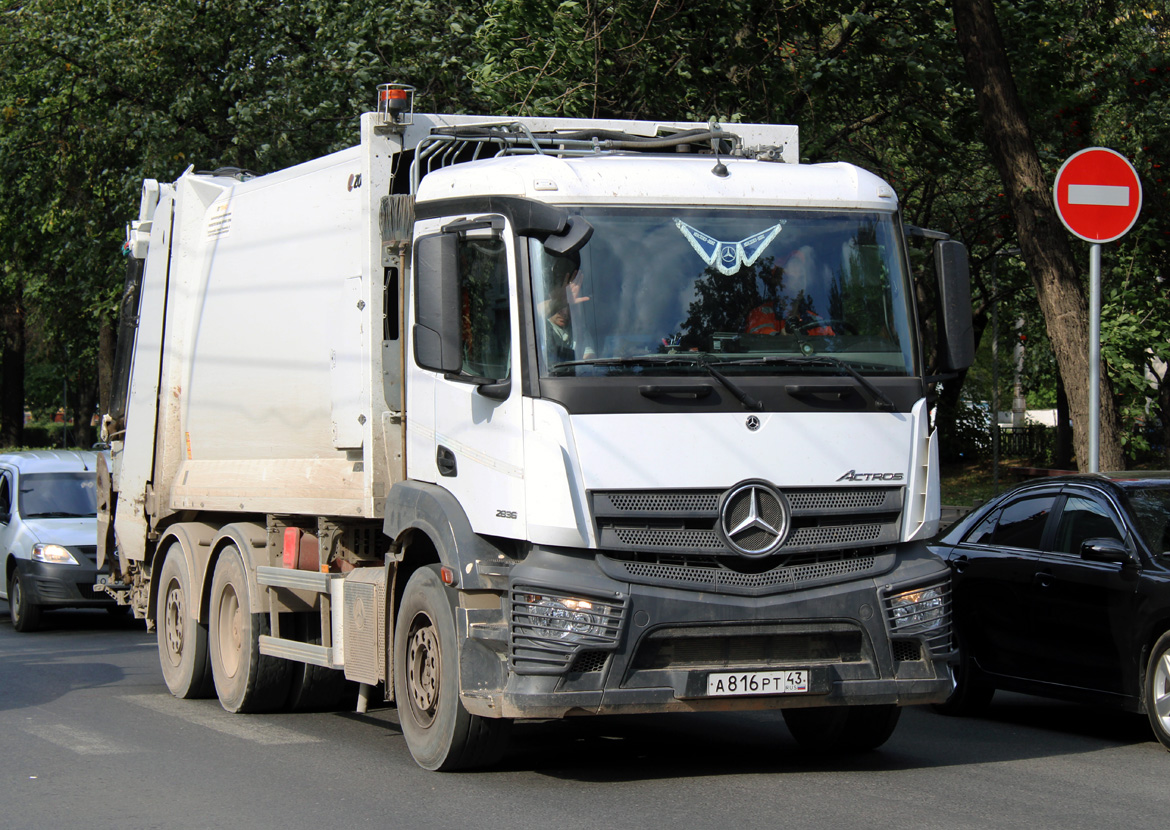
[837, 470, 904, 482]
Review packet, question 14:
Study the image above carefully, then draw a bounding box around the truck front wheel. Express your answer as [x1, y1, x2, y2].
[393, 565, 510, 770]
[208, 545, 291, 713]
[782, 704, 901, 754]
[156, 551, 213, 698]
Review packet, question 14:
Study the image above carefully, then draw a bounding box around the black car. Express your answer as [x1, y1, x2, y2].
[929, 472, 1170, 749]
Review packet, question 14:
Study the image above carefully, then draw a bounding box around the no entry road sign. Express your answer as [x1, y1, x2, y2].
[1053, 147, 1142, 243]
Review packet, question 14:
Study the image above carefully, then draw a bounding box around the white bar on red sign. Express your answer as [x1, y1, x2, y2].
[1068, 184, 1131, 206]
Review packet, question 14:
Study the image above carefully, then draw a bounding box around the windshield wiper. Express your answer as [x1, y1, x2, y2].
[554, 355, 763, 411]
[702, 362, 762, 411]
[718, 355, 896, 411]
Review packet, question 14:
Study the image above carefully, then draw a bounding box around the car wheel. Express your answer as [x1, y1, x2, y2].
[9, 571, 43, 633]
[393, 565, 511, 770]
[156, 550, 214, 698]
[1145, 631, 1170, 751]
[933, 642, 995, 716]
[208, 545, 291, 713]
[782, 704, 902, 753]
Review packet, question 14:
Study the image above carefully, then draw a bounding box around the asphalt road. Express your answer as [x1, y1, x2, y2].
[2, 604, 1166, 830]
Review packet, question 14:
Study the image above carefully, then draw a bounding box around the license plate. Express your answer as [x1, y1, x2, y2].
[706, 669, 809, 697]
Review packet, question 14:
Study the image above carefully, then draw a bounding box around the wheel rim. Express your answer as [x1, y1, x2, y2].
[216, 584, 243, 679]
[1154, 650, 1170, 733]
[10, 577, 22, 622]
[163, 581, 185, 667]
[406, 613, 440, 727]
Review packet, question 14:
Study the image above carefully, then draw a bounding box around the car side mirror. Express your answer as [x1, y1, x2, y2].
[1080, 537, 1132, 564]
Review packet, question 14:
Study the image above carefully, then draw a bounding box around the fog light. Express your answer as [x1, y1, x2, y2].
[888, 586, 945, 632]
[529, 595, 603, 640]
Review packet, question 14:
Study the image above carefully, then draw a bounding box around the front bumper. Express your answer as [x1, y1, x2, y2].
[458, 546, 955, 719]
[13, 557, 114, 609]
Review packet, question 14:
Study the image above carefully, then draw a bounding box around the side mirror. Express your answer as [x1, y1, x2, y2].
[936, 239, 974, 372]
[1080, 537, 1132, 564]
[543, 215, 593, 255]
[413, 233, 463, 374]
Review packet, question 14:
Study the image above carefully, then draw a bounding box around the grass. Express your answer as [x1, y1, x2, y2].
[939, 457, 1031, 508]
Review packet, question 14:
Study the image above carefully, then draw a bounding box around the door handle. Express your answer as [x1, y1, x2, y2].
[436, 445, 457, 478]
[1033, 571, 1053, 588]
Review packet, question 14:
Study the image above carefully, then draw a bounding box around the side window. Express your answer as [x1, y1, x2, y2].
[458, 234, 510, 379]
[989, 495, 1057, 550]
[1053, 495, 1124, 555]
[0, 472, 10, 521]
[963, 508, 1002, 545]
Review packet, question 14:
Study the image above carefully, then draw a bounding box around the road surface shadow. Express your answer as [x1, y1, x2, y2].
[482, 694, 1157, 781]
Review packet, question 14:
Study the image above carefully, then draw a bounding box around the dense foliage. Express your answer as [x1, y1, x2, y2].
[0, 0, 1166, 463]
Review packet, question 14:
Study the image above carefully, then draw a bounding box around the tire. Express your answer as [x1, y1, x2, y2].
[393, 565, 511, 770]
[285, 612, 358, 712]
[933, 640, 995, 717]
[208, 545, 292, 713]
[1145, 631, 1170, 752]
[156, 551, 214, 699]
[8, 570, 43, 633]
[782, 704, 902, 754]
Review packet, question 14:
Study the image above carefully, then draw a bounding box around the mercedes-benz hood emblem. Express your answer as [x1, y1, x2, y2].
[718, 480, 790, 558]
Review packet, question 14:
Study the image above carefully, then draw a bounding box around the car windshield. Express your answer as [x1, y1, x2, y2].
[19, 472, 97, 519]
[1122, 485, 1170, 557]
[530, 207, 916, 378]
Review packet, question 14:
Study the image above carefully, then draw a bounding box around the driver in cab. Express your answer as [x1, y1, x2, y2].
[746, 245, 836, 337]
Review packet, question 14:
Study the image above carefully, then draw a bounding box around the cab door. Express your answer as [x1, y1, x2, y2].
[410, 215, 527, 539]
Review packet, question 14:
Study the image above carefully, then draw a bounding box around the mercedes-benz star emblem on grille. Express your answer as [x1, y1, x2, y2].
[718, 481, 790, 557]
[745, 415, 761, 431]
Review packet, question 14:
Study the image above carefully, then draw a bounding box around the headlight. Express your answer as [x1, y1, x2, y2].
[888, 586, 946, 632]
[530, 596, 604, 640]
[32, 543, 80, 565]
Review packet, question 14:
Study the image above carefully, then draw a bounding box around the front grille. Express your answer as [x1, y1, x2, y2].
[613, 528, 725, 550]
[632, 624, 866, 671]
[606, 493, 720, 513]
[891, 639, 923, 662]
[593, 486, 902, 561]
[510, 587, 626, 675]
[569, 651, 609, 673]
[604, 551, 878, 596]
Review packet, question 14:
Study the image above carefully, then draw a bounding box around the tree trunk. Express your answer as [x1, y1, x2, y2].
[0, 284, 26, 448]
[1055, 375, 1073, 469]
[953, 0, 1125, 471]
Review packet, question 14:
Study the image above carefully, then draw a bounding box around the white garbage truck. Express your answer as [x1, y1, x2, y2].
[98, 84, 974, 770]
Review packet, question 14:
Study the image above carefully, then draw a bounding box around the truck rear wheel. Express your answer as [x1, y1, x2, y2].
[782, 704, 901, 754]
[285, 612, 357, 712]
[208, 545, 291, 713]
[393, 565, 511, 770]
[156, 551, 213, 698]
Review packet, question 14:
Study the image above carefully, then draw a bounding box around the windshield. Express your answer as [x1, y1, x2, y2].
[530, 207, 917, 378]
[19, 472, 98, 519]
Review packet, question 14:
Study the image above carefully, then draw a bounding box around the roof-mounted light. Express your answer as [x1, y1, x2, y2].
[377, 83, 415, 126]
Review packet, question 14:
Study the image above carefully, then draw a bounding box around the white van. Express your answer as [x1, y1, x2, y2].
[0, 450, 113, 631]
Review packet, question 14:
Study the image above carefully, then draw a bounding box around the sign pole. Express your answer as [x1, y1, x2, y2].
[1053, 147, 1142, 474]
[1088, 243, 1101, 473]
